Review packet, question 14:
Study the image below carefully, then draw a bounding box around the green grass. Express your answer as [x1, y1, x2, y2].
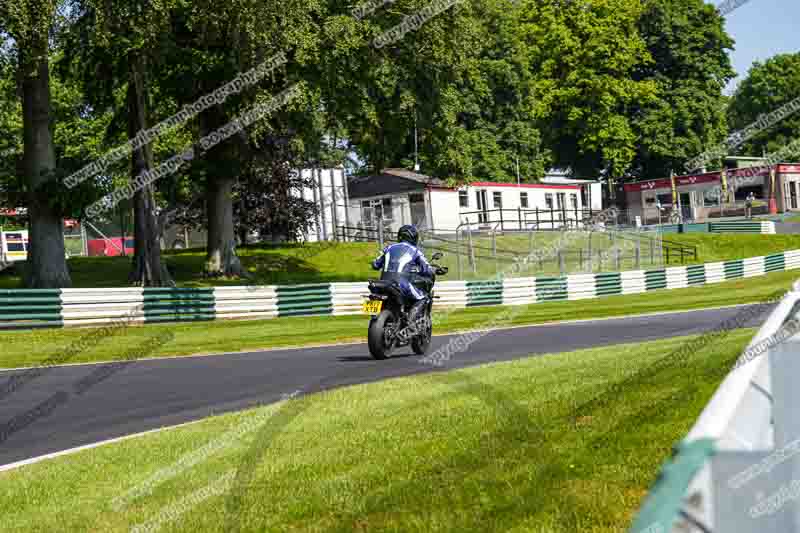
[0, 330, 752, 532]
[1, 268, 795, 370]
[664, 233, 800, 265]
[0, 242, 381, 289]
[0, 232, 800, 289]
[3, 233, 800, 288]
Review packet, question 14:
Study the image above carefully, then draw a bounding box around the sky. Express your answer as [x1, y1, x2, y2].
[721, 0, 800, 94]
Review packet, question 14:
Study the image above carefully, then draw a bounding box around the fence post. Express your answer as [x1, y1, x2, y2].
[492, 227, 499, 274]
[635, 239, 641, 269]
[457, 229, 463, 280]
[499, 209, 504, 232]
[587, 231, 593, 272]
[378, 222, 384, 249]
[579, 248, 583, 271]
[558, 250, 565, 276]
[535, 207, 540, 230]
[528, 228, 534, 255]
[467, 225, 476, 274]
[650, 237, 655, 265]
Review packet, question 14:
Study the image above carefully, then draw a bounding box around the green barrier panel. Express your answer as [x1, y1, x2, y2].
[709, 222, 764, 234]
[723, 259, 745, 280]
[681, 223, 709, 233]
[595, 273, 622, 296]
[0, 320, 65, 330]
[629, 439, 716, 533]
[0, 291, 63, 327]
[0, 289, 62, 295]
[645, 269, 667, 291]
[764, 253, 786, 272]
[657, 225, 680, 234]
[142, 288, 216, 323]
[686, 265, 706, 286]
[466, 280, 503, 307]
[276, 284, 332, 318]
[535, 277, 568, 301]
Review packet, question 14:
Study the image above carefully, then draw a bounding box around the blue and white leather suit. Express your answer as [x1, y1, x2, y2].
[371, 242, 434, 301]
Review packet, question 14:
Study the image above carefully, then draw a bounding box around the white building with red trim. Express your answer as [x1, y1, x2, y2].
[623, 163, 800, 224]
[346, 168, 595, 234]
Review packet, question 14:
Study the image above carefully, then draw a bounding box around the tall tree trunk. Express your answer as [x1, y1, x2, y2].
[126, 53, 172, 287]
[200, 108, 244, 277]
[204, 175, 243, 276]
[20, 43, 71, 288]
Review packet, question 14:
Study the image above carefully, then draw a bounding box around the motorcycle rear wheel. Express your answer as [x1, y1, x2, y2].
[368, 309, 396, 360]
[411, 313, 432, 355]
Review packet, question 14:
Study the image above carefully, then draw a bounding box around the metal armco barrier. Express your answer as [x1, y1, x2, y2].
[1, 250, 800, 330]
[630, 279, 800, 533]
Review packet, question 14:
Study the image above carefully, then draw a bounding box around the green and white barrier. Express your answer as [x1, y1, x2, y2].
[630, 280, 800, 533]
[708, 221, 775, 234]
[2, 250, 800, 330]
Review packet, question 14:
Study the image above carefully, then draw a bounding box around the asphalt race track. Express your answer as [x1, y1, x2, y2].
[0, 304, 772, 467]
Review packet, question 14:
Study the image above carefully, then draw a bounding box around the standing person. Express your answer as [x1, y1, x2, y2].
[745, 192, 755, 219]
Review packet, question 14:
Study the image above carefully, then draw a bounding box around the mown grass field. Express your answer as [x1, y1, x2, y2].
[0, 330, 752, 532]
[3, 232, 800, 288]
[0, 268, 794, 370]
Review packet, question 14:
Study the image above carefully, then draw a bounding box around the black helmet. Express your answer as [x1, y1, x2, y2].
[397, 225, 419, 246]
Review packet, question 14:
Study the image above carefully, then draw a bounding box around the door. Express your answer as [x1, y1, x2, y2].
[476, 190, 489, 223]
[409, 193, 427, 227]
[679, 192, 692, 222]
[791, 183, 798, 210]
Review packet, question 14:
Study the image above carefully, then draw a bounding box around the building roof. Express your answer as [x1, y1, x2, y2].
[469, 181, 581, 190]
[347, 169, 447, 199]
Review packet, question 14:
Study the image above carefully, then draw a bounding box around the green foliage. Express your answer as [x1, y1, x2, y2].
[727, 52, 800, 161]
[631, 0, 735, 179]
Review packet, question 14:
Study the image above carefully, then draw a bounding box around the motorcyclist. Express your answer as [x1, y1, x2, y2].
[371, 225, 434, 337]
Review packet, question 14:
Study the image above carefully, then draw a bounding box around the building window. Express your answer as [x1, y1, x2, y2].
[545, 193, 553, 209]
[570, 193, 578, 209]
[703, 189, 720, 207]
[382, 198, 393, 221]
[459, 190, 469, 208]
[361, 200, 374, 225]
[520, 192, 529, 208]
[556, 192, 565, 209]
[657, 193, 673, 207]
[361, 198, 393, 225]
[493, 191, 503, 208]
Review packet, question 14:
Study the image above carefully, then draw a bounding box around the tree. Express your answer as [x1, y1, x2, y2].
[0, 0, 71, 287]
[518, 0, 658, 186]
[166, 0, 323, 276]
[61, 0, 181, 286]
[630, 0, 735, 179]
[727, 53, 800, 161]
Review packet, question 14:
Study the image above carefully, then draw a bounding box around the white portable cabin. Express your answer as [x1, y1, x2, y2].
[295, 167, 350, 242]
[0, 229, 28, 266]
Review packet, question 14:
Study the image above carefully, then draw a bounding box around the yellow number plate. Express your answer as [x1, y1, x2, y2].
[362, 300, 383, 314]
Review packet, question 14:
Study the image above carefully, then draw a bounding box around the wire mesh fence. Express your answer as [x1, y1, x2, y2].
[418, 226, 666, 280]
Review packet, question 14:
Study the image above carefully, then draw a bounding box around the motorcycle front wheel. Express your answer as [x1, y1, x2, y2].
[368, 309, 397, 360]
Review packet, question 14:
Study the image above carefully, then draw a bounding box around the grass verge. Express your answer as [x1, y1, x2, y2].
[0, 330, 752, 532]
[0, 268, 795, 370]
